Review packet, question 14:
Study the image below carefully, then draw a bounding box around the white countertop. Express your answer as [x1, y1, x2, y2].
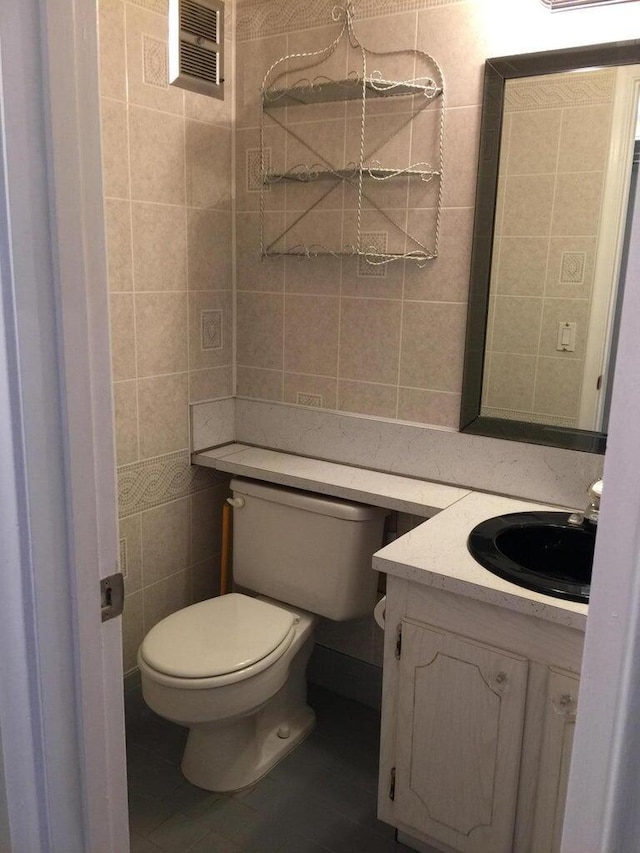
[374, 491, 588, 630]
[193, 444, 588, 630]
[193, 444, 471, 515]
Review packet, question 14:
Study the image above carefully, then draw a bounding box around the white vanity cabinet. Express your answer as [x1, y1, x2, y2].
[378, 576, 585, 853]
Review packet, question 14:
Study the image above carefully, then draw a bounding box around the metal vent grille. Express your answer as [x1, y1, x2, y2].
[168, 0, 224, 100]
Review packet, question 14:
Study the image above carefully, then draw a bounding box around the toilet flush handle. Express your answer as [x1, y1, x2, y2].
[226, 496, 245, 508]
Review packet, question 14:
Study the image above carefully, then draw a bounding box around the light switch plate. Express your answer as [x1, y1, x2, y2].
[557, 321, 577, 352]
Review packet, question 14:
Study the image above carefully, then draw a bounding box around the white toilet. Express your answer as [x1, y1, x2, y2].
[137, 477, 386, 792]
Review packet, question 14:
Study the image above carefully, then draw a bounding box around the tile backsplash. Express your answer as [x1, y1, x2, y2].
[99, 0, 234, 671]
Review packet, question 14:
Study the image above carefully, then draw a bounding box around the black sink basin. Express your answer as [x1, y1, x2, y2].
[468, 511, 595, 603]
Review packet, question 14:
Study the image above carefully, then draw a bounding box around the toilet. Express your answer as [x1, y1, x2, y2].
[137, 477, 386, 792]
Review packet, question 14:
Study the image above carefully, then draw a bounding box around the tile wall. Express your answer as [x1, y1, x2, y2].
[233, 0, 637, 429]
[482, 68, 615, 428]
[98, 0, 234, 672]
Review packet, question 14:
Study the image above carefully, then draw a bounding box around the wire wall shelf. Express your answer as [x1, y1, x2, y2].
[259, 3, 445, 267]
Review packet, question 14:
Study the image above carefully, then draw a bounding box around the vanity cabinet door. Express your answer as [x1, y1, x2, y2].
[394, 621, 529, 853]
[530, 668, 580, 853]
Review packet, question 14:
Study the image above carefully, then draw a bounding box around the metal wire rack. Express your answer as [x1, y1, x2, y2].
[259, 2, 445, 267]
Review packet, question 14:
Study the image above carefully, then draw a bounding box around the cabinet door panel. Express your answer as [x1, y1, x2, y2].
[530, 668, 579, 853]
[395, 621, 529, 853]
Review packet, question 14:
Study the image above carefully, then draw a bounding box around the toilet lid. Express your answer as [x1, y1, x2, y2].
[140, 593, 297, 679]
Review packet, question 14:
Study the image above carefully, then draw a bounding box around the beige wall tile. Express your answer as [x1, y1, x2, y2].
[129, 106, 186, 204]
[189, 366, 233, 403]
[191, 485, 229, 565]
[131, 202, 187, 291]
[110, 293, 136, 381]
[416, 3, 488, 108]
[236, 34, 287, 129]
[104, 199, 133, 292]
[186, 120, 232, 209]
[285, 255, 341, 296]
[283, 374, 337, 409]
[142, 497, 191, 586]
[236, 212, 285, 292]
[338, 380, 397, 419]
[506, 108, 561, 176]
[284, 294, 339, 376]
[552, 172, 604, 237]
[557, 104, 612, 173]
[143, 569, 191, 633]
[495, 237, 548, 297]
[187, 209, 232, 291]
[339, 298, 402, 384]
[534, 357, 583, 420]
[188, 291, 233, 370]
[184, 89, 232, 126]
[341, 257, 404, 301]
[440, 105, 481, 208]
[101, 98, 130, 198]
[483, 352, 536, 411]
[122, 590, 143, 673]
[491, 295, 544, 355]
[397, 387, 460, 429]
[114, 380, 139, 465]
[192, 557, 221, 604]
[539, 297, 590, 360]
[403, 208, 474, 302]
[125, 3, 184, 116]
[236, 366, 283, 401]
[98, 0, 127, 100]
[502, 174, 555, 237]
[135, 292, 188, 377]
[399, 302, 466, 393]
[119, 513, 143, 595]
[138, 373, 189, 457]
[236, 292, 284, 370]
[237, 125, 286, 212]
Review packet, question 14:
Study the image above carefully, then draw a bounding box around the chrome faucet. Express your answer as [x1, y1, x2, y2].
[568, 479, 603, 526]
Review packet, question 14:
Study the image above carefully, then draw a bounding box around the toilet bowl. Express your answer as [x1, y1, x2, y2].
[138, 593, 317, 792]
[137, 478, 387, 793]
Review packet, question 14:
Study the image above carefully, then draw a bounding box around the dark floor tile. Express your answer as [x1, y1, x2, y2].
[188, 830, 243, 852]
[129, 790, 175, 838]
[196, 796, 261, 844]
[276, 835, 334, 853]
[146, 813, 210, 853]
[127, 744, 185, 801]
[130, 833, 163, 853]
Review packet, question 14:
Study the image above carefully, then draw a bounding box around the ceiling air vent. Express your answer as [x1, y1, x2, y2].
[169, 0, 224, 100]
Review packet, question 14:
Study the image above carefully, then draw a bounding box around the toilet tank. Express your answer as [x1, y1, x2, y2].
[230, 478, 386, 621]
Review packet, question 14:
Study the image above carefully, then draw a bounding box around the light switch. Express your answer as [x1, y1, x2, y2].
[557, 321, 577, 352]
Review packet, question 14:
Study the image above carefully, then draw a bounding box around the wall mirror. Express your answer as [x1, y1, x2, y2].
[460, 40, 640, 453]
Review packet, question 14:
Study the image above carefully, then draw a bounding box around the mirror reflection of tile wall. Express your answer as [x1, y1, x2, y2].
[481, 68, 615, 428]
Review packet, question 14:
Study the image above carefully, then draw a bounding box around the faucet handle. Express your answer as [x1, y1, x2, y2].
[588, 479, 603, 504]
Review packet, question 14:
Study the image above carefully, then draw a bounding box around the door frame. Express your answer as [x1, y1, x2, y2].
[0, 0, 128, 850]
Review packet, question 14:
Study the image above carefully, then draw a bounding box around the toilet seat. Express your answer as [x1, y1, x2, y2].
[139, 593, 298, 688]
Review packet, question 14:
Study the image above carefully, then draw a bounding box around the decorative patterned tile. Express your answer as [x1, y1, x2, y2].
[117, 449, 221, 517]
[119, 537, 128, 578]
[505, 68, 615, 112]
[201, 309, 224, 350]
[560, 251, 586, 284]
[358, 232, 388, 277]
[142, 34, 168, 89]
[247, 147, 268, 193]
[129, 0, 168, 15]
[297, 391, 323, 407]
[236, 0, 466, 42]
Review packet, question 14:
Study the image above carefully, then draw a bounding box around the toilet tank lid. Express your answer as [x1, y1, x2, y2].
[230, 477, 384, 521]
[139, 593, 296, 679]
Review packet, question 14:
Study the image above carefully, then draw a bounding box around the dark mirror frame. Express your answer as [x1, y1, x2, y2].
[460, 38, 640, 454]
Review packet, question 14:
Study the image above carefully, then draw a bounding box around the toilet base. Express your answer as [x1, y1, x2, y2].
[180, 630, 317, 792]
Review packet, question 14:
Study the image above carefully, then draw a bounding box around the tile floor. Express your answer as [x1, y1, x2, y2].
[126, 683, 414, 853]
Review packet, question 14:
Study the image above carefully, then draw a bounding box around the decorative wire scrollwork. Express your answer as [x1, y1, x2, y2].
[259, 2, 445, 267]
